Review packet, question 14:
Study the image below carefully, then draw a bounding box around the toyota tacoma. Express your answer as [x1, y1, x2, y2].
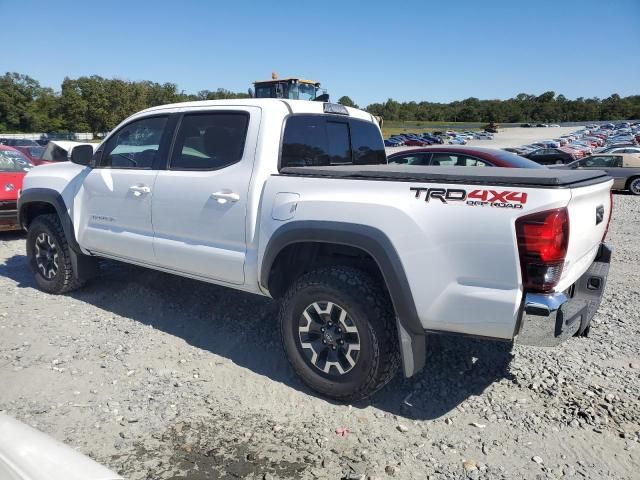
[18, 99, 612, 401]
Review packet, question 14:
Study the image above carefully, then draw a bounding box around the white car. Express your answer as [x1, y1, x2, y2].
[0, 414, 122, 480]
[18, 99, 613, 401]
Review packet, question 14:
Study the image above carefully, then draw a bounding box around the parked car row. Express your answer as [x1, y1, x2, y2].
[0, 140, 97, 166]
[384, 129, 494, 147]
[0, 145, 34, 231]
[505, 122, 640, 165]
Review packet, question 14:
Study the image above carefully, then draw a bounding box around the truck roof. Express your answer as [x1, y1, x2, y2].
[138, 99, 376, 122]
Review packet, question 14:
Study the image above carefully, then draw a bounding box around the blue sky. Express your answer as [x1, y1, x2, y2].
[2, 0, 638, 106]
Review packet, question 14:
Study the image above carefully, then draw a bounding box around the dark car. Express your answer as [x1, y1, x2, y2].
[387, 146, 543, 168]
[523, 148, 576, 165]
[2, 139, 40, 147]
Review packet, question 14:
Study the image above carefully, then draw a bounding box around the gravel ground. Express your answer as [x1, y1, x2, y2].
[1, 194, 639, 480]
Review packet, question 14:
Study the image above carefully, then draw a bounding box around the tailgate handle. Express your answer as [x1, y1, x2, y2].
[595, 205, 604, 225]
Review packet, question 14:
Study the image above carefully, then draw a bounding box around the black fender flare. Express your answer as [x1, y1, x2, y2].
[261, 220, 426, 376]
[18, 188, 81, 252]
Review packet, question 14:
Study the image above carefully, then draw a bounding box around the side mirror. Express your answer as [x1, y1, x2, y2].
[70, 144, 94, 166]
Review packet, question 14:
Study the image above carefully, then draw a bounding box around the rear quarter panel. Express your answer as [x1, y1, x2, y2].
[259, 175, 574, 339]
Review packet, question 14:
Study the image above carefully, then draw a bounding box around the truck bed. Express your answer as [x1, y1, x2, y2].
[279, 165, 610, 188]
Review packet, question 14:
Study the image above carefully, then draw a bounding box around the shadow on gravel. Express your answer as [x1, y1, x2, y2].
[1, 253, 514, 419]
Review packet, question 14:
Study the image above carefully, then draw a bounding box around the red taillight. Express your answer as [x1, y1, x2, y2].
[516, 208, 570, 292]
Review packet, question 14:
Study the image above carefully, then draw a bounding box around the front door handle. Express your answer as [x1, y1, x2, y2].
[129, 185, 151, 196]
[211, 191, 240, 204]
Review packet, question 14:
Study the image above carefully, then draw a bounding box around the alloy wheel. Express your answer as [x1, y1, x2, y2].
[34, 232, 59, 280]
[298, 301, 361, 376]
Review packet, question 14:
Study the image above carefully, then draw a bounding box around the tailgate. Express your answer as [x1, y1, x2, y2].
[557, 179, 613, 291]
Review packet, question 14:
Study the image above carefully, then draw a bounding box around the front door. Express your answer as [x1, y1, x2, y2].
[151, 108, 260, 285]
[77, 115, 171, 264]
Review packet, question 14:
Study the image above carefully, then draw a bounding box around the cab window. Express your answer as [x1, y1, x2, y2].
[170, 112, 249, 170]
[99, 116, 168, 169]
[580, 156, 621, 168]
[280, 115, 385, 168]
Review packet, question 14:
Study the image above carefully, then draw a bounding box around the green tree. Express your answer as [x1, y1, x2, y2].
[337, 96, 358, 108]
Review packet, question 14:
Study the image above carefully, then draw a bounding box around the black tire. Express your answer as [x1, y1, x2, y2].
[279, 266, 400, 402]
[26, 214, 86, 294]
[627, 176, 640, 196]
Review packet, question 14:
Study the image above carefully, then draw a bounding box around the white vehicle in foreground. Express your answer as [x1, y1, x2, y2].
[0, 414, 122, 480]
[18, 99, 613, 401]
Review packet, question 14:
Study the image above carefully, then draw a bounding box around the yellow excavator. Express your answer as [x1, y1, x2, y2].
[250, 72, 327, 101]
[249, 73, 383, 128]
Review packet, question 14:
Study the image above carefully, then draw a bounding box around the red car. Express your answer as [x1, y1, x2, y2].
[0, 146, 34, 231]
[14, 145, 47, 165]
[387, 146, 543, 168]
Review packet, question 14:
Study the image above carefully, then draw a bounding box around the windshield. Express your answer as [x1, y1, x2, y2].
[27, 146, 45, 158]
[0, 149, 34, 172]
[298, 83, 317, 100]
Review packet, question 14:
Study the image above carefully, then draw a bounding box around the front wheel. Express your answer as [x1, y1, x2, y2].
[279, 266, 400, 402]
[26, 214, 86, 294]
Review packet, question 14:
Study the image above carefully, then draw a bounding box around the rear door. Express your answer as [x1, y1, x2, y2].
[78, 115, 172, 263]
[151, 107, 260, 285]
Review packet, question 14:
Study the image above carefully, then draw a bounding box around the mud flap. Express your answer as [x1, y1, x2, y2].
[397, 318, 426, 377]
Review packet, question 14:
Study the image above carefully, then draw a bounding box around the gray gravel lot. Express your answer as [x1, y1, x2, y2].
[1, 194, 639, 480]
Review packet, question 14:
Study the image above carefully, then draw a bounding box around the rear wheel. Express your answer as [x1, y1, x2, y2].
[26, 214, 86, 294]
[279, 266, 399, 402]
[628, 177, 640, 196]
[555, 159, 564, 165]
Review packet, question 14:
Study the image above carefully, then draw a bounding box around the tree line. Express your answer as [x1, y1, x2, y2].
[0, 72, 249, 134]
[365, 92, 640, 124]
[1, 72, 638, 133]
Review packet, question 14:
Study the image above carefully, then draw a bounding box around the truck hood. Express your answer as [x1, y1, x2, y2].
[0, 414, 123, 480]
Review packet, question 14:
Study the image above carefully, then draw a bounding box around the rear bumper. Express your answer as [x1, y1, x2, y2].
[516, 243, 611, 347]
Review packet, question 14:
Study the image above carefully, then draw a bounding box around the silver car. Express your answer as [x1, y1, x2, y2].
[554, 153, 640, 195]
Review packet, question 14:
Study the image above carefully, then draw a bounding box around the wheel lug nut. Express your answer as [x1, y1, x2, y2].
[322, 339, 326, 344]
[321, 327, 325, 332]
[332, 346, 336, 350]
[328, 322, 333, 326]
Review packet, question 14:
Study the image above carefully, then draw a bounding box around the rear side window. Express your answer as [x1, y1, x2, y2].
[281, 115, 385, 169]
[171, 112, 249, 170]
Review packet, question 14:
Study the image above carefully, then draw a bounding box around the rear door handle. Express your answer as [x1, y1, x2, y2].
[129, 185, 151, 196]
[211, 191, 240, 203]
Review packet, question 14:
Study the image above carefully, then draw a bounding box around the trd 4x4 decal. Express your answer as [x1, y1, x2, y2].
[411, 187, 528, 209]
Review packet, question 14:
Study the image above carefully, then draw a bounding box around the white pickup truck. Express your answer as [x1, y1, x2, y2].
[18, 99, 612, 401]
